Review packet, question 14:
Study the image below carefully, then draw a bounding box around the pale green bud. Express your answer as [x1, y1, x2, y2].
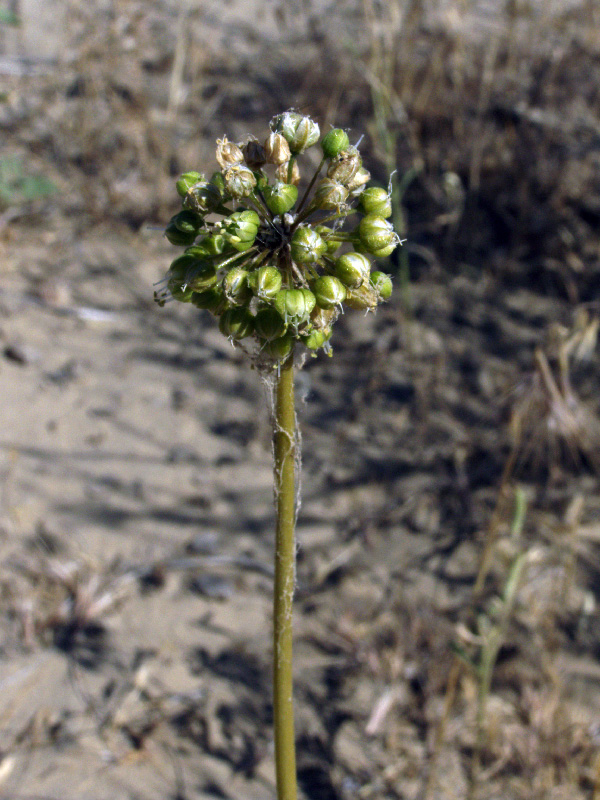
[358, 214, 398, 255]
[313, 276, 347, 309]
[311, 178, 348, 211]
[321, 128, 350, 159]
[249, 266, 283, 299]
[271, 111, 320, 154]
[176, 171, 204, 197]
[334, 252, 371, 288]
[224, 210, 260, 252]
[219, 307, 254, 339]
[370, 271, 393, 300]
[290, 227, 327, 264]
[185, 262, 218, 293]
[360, 186, 392, 218]
[263, 181, 298, 215]
[223, 266, 251, 304]
[274, 288, 315, 323]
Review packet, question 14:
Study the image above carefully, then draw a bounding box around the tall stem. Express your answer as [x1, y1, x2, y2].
[273, 354, 298, 800]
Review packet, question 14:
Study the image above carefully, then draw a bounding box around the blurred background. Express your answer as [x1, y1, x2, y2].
[1, 1, 600, 799]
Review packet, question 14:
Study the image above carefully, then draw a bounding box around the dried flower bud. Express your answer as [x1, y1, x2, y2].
[313, 275, 347, 309]
[254, 307, 287, 341]
[327, 147, 361, 186]
[243, 137, 267, 169]
[249, 266, 283, 299]
[334, 252, 371, 288]
[343, 283, 379, 310]
[270, 111, 320, 154]
[370, 271, 393, 300]
[346, 166, 371, 195]
[290, 227, 327, 264]
[223, 266, 251, 304]
[263, 181, 298, 215]
[360, 186, 392, 218]
[321, 128, 350, 159]
[311, 178, 348, 211]
[275, 160, 300, 186]
[216, 136, 244, 169]
[222, 164, 257, 198]
[176, 171, 204, 197]
[219, 307, 254, 340]
[358, 214, 398, 256]
[264, 132, 291, 166]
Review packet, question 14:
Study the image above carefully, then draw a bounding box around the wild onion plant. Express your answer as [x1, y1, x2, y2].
[155, 111, 400, 800]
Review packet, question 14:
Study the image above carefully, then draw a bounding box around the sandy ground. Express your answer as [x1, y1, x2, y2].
[1, 1, 600, 799]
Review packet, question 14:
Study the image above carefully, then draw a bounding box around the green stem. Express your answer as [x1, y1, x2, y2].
[273, 354, 298, 800]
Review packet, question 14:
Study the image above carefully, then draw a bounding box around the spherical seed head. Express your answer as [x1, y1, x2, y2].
[263, 181, 298, 215]
[176, 171, 204, 197]
[358, 213, 398, 255]
[216, 136, 244, 169]
[321, 128, 350, 159]
[313, 276, 347, 309]
[334, 252, 371, 288]
[222, 164, 257, 198]
[370, 271, 393, 300]
[290, 227, 327, 264]
[360, 186, 393, 218]
[264, 132, 292, 166]
[271, 111, 320, 154]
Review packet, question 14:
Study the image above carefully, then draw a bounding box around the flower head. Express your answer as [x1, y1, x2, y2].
[157, 112, 401, 367]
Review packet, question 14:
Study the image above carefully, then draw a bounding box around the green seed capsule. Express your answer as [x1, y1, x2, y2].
[176, 171, 204, 197]
[313, 276, 347, 309]
[302, 328, 332, 350]
[224, 210, 260, 252]
[165, 222, 197, 247]
[183, 181, 223, 215]
[274, 288, 315, 323]
[270, 111, 320, 154]
[249, 266, 283, 299]
[222, 164, 257, 198]
[223, 266, 251, 304]
[321, 128, 350, 159]
[264, 335, 294, 361]
[311, 178, 348, 211]
[359, 187, 392, 218]
[358, 213, 398, 255]
[334, 252, 371, 289]
[370, 271, 393, 300]
[254, 307, 287, 341]
[191, 287, 227, 315]
[185, 262, 218, 292]
[219, 307, 254, 340]
[290, 227, 327, 264]
[170, 209, 204, 234]
[263, 181, 298, 215]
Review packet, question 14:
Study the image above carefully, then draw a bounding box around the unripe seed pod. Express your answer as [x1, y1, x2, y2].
[185, 243, 212, 259]
[263, 181, 298, 215]
[224, 210, 260, 252]
[165, 222, 197, 247]
[168, 283, 195, 303]
[313, 275, 347, 309]
[254, 307, 287, 341]
[303, 328, 332, 350]
[176, 171, 204, 197]
[264, 335, 294, 360]
[326, 147, 362, 186]
[209, 171, 227, 197]
[222, 164, 257, 198]
[312, 178, 348, 211]
[315, 225, 342, 255]
[321, 128, 350, 159]
[183, 181, 223, 214]
[191, 287, 227, 315]
[168, 253, 197, 283]
[243, 137, 267, 169]
[290, 227, 327, 264]
[275, 160, 300, 186]
[334, 252, 371, 288]
[203, 233, 226, 255]
[344, 283, 379, 310]
[370, 271, 393, 300]
[185, 262, 218, 293]
[249, 266, 283, 299]
[223, 266, 251, 304]
[358, 213, 398, 255]
[274, 288, 315, 323]
[360, 186, 392, 218]
[219, 307, 254, 339]
[271, 111, 320, 154]
[170, 209, 204, 234]
[264, 132, 291, 166]
[216, 136, 244, 169]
